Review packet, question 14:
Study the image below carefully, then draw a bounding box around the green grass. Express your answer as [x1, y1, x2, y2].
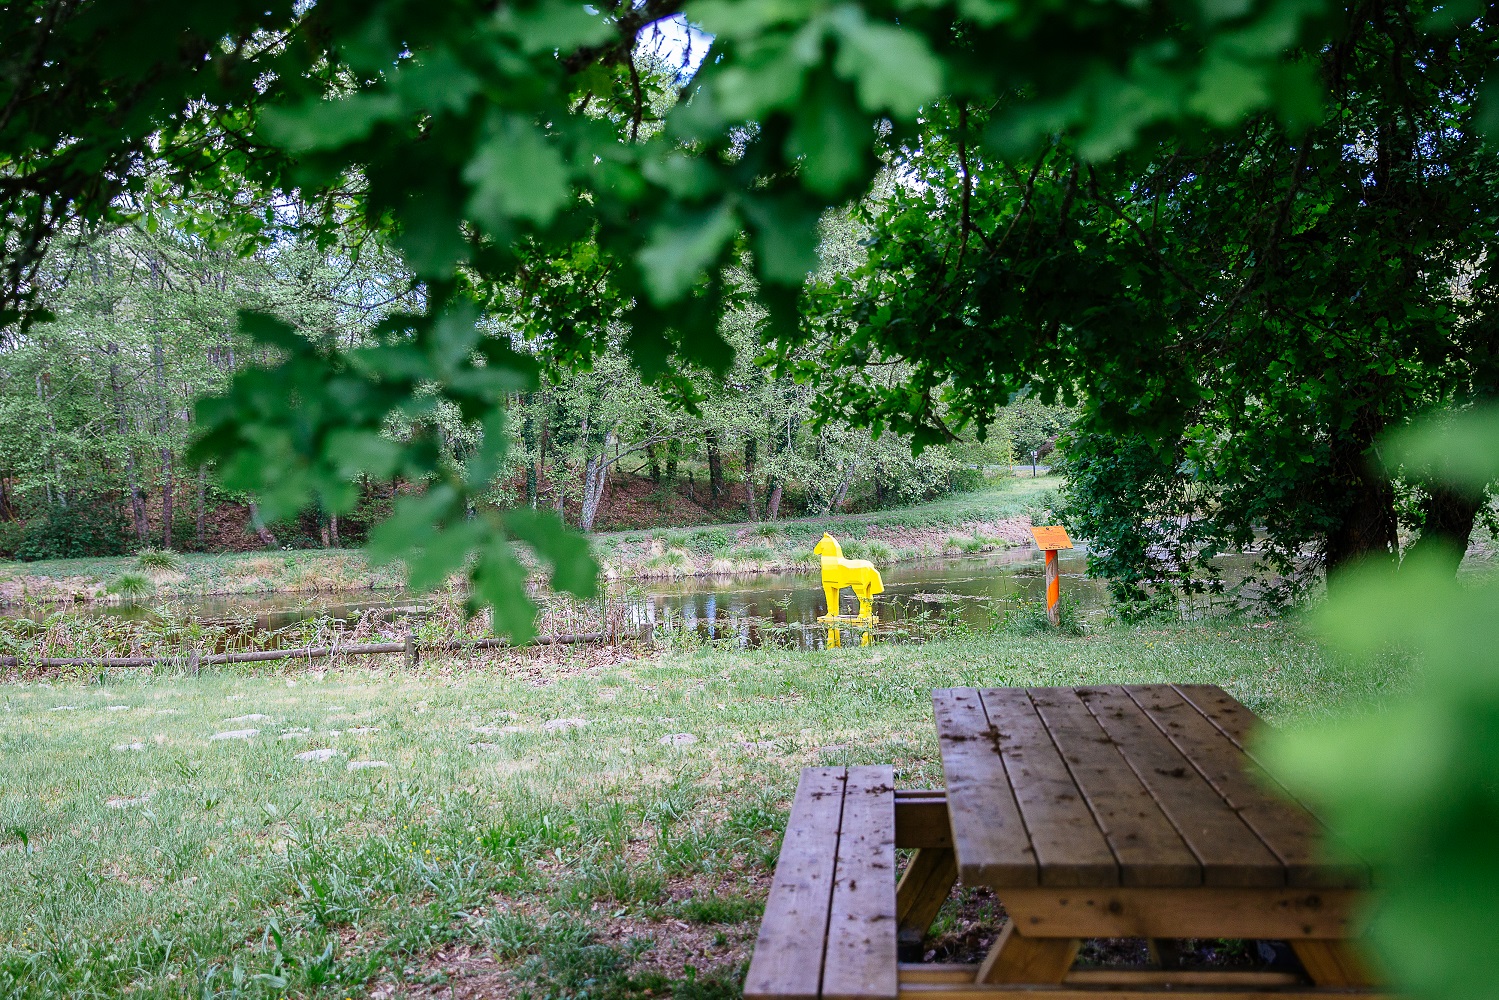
[0, 548, 404, 602]
[0, 619, 1410, 999]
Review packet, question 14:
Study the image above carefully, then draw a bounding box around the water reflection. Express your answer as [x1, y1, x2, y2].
[619, 549, 1099, 648]
[15, 548, 1105, 648]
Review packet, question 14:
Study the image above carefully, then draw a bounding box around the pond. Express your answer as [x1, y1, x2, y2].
[617, 547, 1101, 647]
[29, 546, 1106, 649]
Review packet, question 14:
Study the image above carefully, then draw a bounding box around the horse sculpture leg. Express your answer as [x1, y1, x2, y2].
[852, 582, 874, 621]
[823, 583, 843, 619]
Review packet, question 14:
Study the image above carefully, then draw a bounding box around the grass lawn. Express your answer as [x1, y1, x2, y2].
[0, 618, 1408, 1000]
[0, 477, 1062, 605]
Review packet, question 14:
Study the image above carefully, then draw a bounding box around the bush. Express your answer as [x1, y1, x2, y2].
[108, 572, 155, 599]
[689, 528, 732, 553]
[0, 521, 23, 559]
[949, 466, 986, 492]
[15, 501, 129, 561]
[841, 539, 895, 562]
[135, 548, 180, 572]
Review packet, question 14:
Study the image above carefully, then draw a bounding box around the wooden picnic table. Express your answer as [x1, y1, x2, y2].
[910, 684, 1377, 994]
[742, 684, 1384, 1000]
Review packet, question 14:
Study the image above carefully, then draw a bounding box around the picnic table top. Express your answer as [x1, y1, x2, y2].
[934, 684, 1369, 891]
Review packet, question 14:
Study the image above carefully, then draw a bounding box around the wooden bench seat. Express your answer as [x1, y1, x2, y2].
[744, 766, 903, 1000]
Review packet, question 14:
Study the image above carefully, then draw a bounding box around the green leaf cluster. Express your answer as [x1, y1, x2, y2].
[1264, 406, 1499, 1000]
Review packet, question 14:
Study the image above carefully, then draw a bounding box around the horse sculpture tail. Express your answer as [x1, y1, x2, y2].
[867, 567, 884, 595]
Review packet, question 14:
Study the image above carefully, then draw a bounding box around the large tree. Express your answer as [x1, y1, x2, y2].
[805, 0, 1499, 599]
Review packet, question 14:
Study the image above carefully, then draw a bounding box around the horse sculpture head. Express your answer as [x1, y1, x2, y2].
[814, 533, 843, 558]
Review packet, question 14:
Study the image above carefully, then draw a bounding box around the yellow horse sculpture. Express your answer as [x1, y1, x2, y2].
[814, 533, 884, 622]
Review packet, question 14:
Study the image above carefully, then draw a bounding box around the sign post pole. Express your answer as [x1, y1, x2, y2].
[1029, 526, 1074, 628]
[1044, 549, 1060, 626]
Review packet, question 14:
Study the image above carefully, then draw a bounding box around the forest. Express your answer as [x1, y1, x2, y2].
[0, 206, 1074, 560]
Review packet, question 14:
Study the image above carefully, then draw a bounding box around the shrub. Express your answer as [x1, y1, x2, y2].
[733, 544, 775, 561]
[15, 501, 128, 561]
[108, 573, 155, 599]
[949, 466, 986, 492]
[135, 548, 180, 572]
[643, 548, 693, 575]
[947, 534, 985, 554]
[841, 539, 894, 562]
[0, 521, 23, 559]
[688, 528, 732, 553]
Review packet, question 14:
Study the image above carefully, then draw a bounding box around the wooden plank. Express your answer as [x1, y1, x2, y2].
[824, 765, 900, 1000]
[895, 791, 952, 849]
[896, 848, 958, 939]
[899, 964, 977, 984]
[1172, 684, 1374, 888]
[1172, 684, 1258, 748]
[1125, 685, 1368, 889]
[1076, 686, 1285, 888]
[979, 688, 1116, 887]
[933, 689, 1038, 887]
[1065, 969, 1304, 987]
[898, 983, 1389, 1000]
[744, 766, 846, 1000]
[1027, 688, 1199, 888]
[1291, 941, 1377, 988]
[977, 923, 1079, 984]
[994, 885, 1365, 940]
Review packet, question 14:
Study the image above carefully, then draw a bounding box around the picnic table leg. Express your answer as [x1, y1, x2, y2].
[976, 922, 1079, 984]
[1291, 940, 1376, 987]
[895, 847, 958, 952]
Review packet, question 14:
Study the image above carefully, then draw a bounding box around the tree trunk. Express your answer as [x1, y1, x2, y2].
[330, 514, 341, 547]
[195, 465, 207, 548]
[706, 430, 723, 510]
[744, 437, 758, 521]
[767, 480, 783, 520]
[665, 439, 680, 482]
[34, 372, 66, 508]
[248, 501, 280, 549]
[647, 441, 663, 482]
[580, 428, 617, 532]
[153, 334, 174, 549]
[829, 462, 857, 512]
[1323, 416, 1398, 577]
[536, 414, 550, 511]
[520, 407, 538, 507]
[108, 344, 149, 543]
[1403, 483, 1483, 576]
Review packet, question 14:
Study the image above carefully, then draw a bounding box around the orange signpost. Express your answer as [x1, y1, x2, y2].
[1030, 525, 1073, 626]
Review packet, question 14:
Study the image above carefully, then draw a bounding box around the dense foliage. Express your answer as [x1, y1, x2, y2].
[1, 0, 1344, 617]
[808, 2, 1499, 601]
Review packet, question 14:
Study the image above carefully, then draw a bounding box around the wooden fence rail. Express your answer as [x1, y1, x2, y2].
[0, 629, 636, 670]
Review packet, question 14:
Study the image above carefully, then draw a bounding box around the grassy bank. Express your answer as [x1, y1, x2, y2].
[0, 618, 1408, 999]
[0, 477, 1061, 605]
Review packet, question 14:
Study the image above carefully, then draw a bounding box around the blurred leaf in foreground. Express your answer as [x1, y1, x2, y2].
[1263, 406, 1499, 1000]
